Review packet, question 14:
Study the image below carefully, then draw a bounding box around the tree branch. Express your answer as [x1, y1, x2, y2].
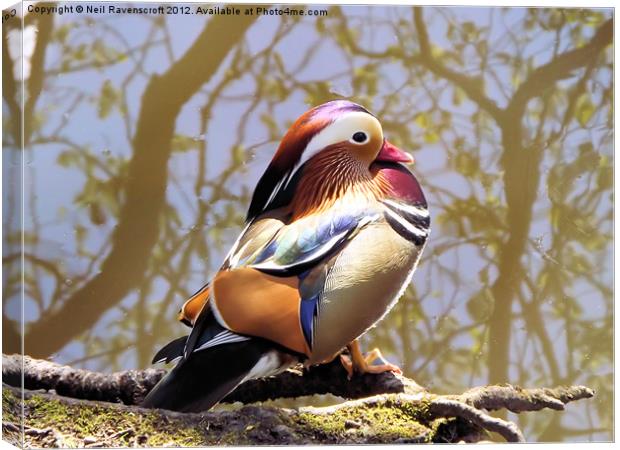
[458, 384, 594, 413]
[413, 10, 613, 126]
[2, 354, 423, 406]
[3, 354, 595, 445]
[413, 7, 504, 121]
[507, 18, 613, 118]
[486, 17, 612, 387]
[427, 397, 524, 442]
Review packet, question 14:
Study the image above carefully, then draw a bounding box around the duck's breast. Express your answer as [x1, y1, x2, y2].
[308, 220, 425, 364]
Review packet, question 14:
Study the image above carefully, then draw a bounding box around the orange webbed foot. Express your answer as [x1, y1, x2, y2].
[339, 340, 402, 380]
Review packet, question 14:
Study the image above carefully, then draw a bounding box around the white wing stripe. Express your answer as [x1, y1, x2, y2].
[265, 175, 287, 208]
[194, 330, 251, 352]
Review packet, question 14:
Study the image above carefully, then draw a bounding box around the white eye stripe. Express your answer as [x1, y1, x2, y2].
[261, 111, 382, 213]
[297, 111, 382, 172]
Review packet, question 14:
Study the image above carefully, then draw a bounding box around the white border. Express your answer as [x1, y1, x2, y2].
[0, 1, 615, 449]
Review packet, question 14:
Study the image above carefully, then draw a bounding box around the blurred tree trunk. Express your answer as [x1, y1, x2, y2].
[487, 17, 612, 386]
[413, 7, 612, 388]
[22, 12, 259, 358]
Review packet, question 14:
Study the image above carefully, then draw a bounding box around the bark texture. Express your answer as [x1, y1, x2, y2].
[2, 354, 423, 405]
[2, 354, 594, 446]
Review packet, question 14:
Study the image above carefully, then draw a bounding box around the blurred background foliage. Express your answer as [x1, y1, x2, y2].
[2, 3, 613, 442]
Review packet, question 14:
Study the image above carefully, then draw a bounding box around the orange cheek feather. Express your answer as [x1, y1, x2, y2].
[212, 268, 310, 356]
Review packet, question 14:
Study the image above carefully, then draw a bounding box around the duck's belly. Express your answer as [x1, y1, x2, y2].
[307, 222, 423, 364]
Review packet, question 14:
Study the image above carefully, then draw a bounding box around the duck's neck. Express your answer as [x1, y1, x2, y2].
[291, 147, 390, 219]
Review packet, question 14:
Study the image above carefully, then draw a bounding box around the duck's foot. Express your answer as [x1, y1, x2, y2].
[339, 340, 402, 380]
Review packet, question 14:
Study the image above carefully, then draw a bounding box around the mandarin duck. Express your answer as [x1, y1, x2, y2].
[143, 100, 430, 412]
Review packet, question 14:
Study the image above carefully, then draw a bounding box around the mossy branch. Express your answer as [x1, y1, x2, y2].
[2, 354, 423, 406]
[3, 354, 594, 444]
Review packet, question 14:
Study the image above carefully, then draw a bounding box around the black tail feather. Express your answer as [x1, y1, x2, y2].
[151, 335, 188, 364]
[142, 338, 272, 412]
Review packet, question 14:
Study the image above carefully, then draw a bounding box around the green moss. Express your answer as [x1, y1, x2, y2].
[2, 387, 20, 423]
[4, 388, 445, 446]
[293, 398, 432, 443]
[2, 388, 23, 447]
[9, 389, 206, 447]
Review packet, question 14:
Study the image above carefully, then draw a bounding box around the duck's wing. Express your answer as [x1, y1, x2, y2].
[178, 211, 288, 326]
[188, 208, 382, 356]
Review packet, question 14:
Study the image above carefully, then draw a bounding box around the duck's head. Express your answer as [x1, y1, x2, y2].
[247, 100, 413, 221]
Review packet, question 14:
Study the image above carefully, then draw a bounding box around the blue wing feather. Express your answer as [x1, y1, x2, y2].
[221, 207, 382, 349]
[299, 295, 319, 349]
[252, 237, 279, 265]
[248, 209, 377, 276]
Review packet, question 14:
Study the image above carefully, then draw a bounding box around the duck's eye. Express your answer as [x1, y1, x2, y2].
[351, 131, 368, 144]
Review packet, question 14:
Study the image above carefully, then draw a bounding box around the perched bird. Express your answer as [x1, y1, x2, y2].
[143, 100, 430, 412]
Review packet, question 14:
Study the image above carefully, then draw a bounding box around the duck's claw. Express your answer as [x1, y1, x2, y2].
[359, 348, 403, 374]
[339, 340, 402, 379]
[339, 353, 355, 380]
